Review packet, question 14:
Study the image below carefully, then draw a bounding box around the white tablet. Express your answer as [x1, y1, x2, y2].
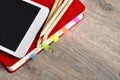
[0, 0, 49, 58]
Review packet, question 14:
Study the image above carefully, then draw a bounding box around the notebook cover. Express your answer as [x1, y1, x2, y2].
[0, 0, 85, 72]
[7, 13, 84, 72]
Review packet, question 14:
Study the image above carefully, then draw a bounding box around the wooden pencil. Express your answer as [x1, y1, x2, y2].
[42, 0, 73, 43]
[37, 0, 62, 47]
[40, 0, 69, 38]
[44, 0, 59, 25]
[56, 0, 63, 9]
[37, 0, 69, 47]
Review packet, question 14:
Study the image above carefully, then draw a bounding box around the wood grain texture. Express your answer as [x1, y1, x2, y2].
[0, 0, 120, 80]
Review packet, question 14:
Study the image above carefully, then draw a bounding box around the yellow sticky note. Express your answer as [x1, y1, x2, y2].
[41, 42, 50, 51]
[51, 34, 59, 42]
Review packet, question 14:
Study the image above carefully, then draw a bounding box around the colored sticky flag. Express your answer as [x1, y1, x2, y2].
[61, 27, 68, 33]
[50, 34, 59, 42]
[73, 17, 80, 23]
[41, 42, 50, 51]
[30, 53, 37, 61]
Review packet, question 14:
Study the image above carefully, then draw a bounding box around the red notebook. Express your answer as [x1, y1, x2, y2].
[0, 0, 85, 72]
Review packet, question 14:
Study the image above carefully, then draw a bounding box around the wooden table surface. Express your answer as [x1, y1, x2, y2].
[0, 0, 120, 80]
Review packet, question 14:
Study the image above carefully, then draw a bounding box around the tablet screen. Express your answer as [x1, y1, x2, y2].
[0, 1, 40, 51]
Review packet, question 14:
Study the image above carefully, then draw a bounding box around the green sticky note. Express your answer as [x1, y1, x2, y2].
[51, 34, 59, 42]
[41, 42, 50, 51]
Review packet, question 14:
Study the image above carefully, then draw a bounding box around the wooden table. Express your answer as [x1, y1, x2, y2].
[0, 0, 120, 80]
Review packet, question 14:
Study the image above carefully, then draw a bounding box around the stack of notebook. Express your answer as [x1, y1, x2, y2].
[0, 0, 85, 72]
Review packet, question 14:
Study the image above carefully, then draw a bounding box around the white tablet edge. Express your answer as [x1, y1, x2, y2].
[0, 0, 49, 58]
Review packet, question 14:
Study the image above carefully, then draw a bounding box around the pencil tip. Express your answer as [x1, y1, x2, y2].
[37, 38, 42, 47]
